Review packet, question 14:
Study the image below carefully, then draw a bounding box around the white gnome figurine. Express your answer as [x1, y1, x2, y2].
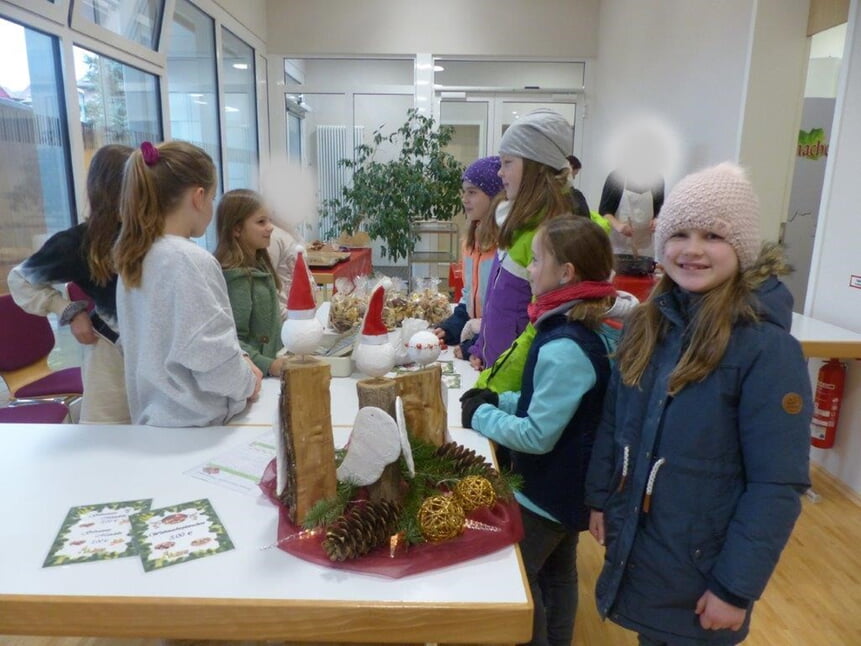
[353, 284, 396, 378]
[280, 251, 323, 357]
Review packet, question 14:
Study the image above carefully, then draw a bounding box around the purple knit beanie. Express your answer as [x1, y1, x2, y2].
[462, 156, 503, 198]
[655, 162, 761, 270]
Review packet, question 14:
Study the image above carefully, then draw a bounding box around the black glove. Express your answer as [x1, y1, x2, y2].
[459, 388, 499, 429]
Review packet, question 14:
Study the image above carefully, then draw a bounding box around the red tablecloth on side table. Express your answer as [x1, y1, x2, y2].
[310, 248, 373, 294]
[612, 274, 658, 303]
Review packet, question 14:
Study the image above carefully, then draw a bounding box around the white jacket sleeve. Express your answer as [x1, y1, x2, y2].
[7, 263, 70, 318]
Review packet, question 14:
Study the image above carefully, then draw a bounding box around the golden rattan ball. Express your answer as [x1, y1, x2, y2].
[453, 475, 497, 512]
[417, 494, 465, 542]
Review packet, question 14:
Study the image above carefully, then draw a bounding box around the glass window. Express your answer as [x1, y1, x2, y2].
[221, 27, 258, 191]
[78, 0, 165, 50]
[0, 17, 75, 294]
[166, 0, 221, 248]
[74, 46, 162, 158]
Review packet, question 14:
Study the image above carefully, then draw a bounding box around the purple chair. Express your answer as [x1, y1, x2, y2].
[0, 401, 69, 424]
[0, 294, 83, 406]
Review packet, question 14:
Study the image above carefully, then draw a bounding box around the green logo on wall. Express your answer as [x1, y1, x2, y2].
[797, 128, 828, 160]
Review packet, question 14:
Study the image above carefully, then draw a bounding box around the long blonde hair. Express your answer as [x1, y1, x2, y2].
[213, 189, 281, 291]
[81, 144, 133, 286]
[114, 141, 216, 287]
[466, 191, 504, 253]
[497, 158, 570, 249]
[616, 269, 758, 396]
[538, 216, 615, 329]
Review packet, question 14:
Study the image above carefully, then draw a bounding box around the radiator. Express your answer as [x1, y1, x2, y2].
[315, 125, 363, 237]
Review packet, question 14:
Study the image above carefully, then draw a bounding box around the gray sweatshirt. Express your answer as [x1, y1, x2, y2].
[117, 235, 257, 427]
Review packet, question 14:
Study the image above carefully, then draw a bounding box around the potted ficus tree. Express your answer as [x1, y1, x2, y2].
[321, 108, 465, 262]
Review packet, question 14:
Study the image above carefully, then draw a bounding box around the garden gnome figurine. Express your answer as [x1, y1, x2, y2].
[281, 252, 323, 357]
[353, 284, 396, 378]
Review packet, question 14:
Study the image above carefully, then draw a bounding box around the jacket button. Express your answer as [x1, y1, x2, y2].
[694, 548, 702, 558]
[261, 336, 269, 343]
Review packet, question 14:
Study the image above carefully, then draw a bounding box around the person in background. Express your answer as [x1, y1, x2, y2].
[433, 156, 503, 359]
[585, 162, 811, 645]
[8, 144, 133, 423]
[268, 222, 314, 318]
[114, 141, 261, 427]
[468, 108, 574, 370]
[215, 189, 287, 378]
[599, 169, 664, 258]
[567, 154, 591, 217]
[461, 216, 619, 646]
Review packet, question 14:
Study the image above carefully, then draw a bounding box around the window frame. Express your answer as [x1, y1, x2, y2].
[2, 0, 68, 26]
[69, 0, 173, 68]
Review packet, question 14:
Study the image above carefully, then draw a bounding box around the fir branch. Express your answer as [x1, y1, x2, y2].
[302, 480, 356, 529]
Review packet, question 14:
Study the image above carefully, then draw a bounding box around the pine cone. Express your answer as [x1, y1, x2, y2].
[322, 500, 402, 561]
[435, 441, 498, 477]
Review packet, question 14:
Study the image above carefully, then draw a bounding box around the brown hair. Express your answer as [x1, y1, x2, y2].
[616, 272, 757, 395]
[213, 189, 281, 291]
[114, 141, 216, 287]
[498, 158, 570, 249]
[81, 144, 133, 286]
[465, 190, 504, 253]
[537, 215, 615, 329]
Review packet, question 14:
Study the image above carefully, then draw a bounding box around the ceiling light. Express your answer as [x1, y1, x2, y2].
[232, 63, 249, 70]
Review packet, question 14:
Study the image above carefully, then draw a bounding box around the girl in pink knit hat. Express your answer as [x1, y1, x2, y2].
[585, 162, 811, 645]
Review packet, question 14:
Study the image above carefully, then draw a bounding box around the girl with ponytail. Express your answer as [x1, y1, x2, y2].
[114, 141, 262, 426]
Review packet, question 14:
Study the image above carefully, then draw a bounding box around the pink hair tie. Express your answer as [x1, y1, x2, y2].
[140, 141, 160, 166]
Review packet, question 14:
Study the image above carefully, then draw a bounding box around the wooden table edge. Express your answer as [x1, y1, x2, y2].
[799, 339, 861, 360]
[0, 594, 533, 642]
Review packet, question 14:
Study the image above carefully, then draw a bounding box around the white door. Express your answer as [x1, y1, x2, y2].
[439, 96, 578, 161]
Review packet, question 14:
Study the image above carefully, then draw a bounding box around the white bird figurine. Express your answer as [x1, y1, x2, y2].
[280, 251, 323, 357]
[353, 284, 396, 378]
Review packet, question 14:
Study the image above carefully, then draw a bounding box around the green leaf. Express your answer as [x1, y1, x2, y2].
[320, 108, 466, 261]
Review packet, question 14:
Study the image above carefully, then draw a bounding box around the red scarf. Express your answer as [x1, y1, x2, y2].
[527, 281, 617, 324]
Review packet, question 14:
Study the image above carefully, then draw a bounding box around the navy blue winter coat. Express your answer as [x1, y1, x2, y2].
[585, 271, 811, 645]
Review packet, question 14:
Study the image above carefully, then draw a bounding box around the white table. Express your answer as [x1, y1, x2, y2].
[0, 361, 530, 643]
[790, 312, 861, 359]
[230, 348, 482, 428]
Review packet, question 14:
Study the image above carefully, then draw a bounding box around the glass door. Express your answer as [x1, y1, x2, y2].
[440, 96, 577, 161]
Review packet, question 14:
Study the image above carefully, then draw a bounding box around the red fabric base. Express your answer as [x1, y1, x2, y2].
[259, 458, 523, 578]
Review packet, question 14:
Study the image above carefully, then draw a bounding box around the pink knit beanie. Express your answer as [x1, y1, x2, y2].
[655, 162, 761, 270]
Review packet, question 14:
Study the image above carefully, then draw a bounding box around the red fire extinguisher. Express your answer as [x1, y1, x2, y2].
[810, 358, 847, 449]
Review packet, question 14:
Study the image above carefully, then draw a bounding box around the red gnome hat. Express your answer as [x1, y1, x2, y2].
[286, 252, 316, 319]
[360, 284, 389, 340]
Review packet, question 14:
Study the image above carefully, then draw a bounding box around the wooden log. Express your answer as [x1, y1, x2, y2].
[395, 363, 446, 447]
[278, 357, 337, 525]
[356, 377, 398, 417]
[356, 377, 401, 503]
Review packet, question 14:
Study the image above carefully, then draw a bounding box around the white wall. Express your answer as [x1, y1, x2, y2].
[738, 0, 810, 242]
[584, 0, 754, 207]
[213, 0, 268, 42]
[584, 0, 808, 242]
[265, 0, 600, 58]
[806, 2, 861, 493]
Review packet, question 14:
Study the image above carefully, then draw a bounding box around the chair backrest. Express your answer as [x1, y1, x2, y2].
[0, 294, 56, 372]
